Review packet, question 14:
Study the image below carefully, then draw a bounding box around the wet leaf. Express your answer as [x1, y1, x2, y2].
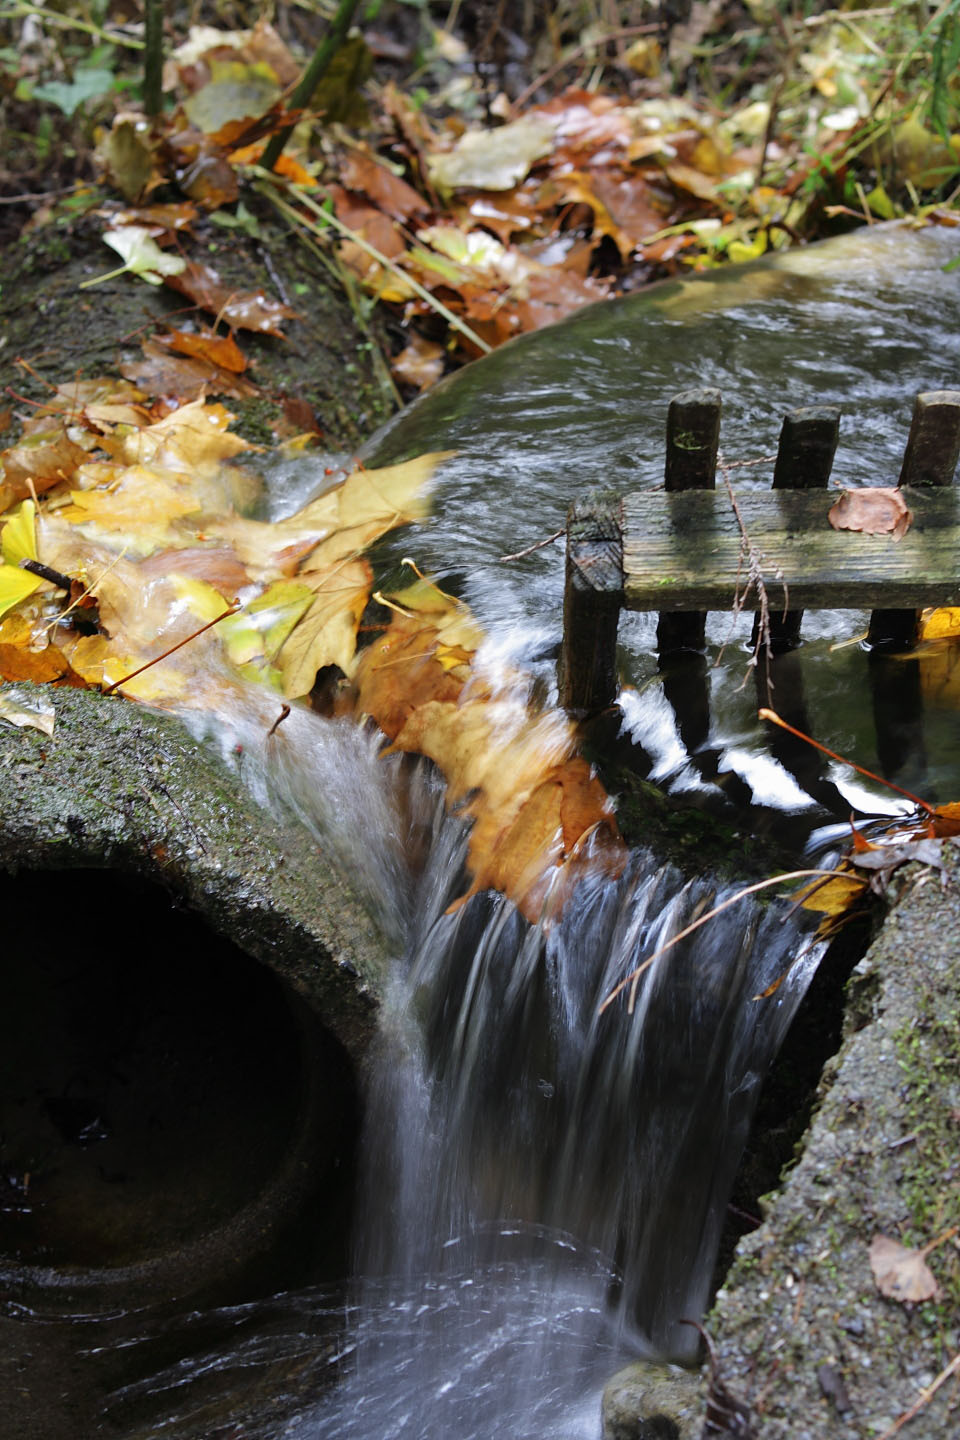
[828, 487, 913, 540]
[796, 870, 868, 915]
[1, 499, 38, 566]
[340, 150, 429, 222]
[277, 558, 372, 696]
[392, 334, 445, 392]
[869, 1233, 940, 1303]
[0, 689, 55, 736]
[165, 260, 298, 336]
[92, 227, 188, 287]
[0, 427, 90, 510]
[356, 577, 626, 921]
[159, 328, 248, 373]
[0, 641, 85, 687]
[102, 119, 157, 202]
[140, 546, 250, 598]
[120, 339, 258, 401]
[0, 565, 43, 620]
[427, 115, 556, 195]
[183, 59, 280, 135]
[60, 465, 204, 552]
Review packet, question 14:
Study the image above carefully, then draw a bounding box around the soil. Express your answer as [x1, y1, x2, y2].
[0, 193, 398, 450]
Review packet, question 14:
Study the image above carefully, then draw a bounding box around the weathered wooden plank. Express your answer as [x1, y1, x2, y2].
[772, 404, 841, 492]
[898, 390, 960, 487]
[659, 388, 721, 652]
[622, 487, 960, 611]
[559, 495, 624, 714]
[761, 403, 841, 650]
[664, 388, 722, 491]
[870, 391, 960, 648]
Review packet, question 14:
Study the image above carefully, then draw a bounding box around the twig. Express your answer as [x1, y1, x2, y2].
[718, 458, 784, 691]
[0, 1, 144, 47]
[498, 528, 565, 563]
[19, 559, 72, 591]
[0, 185, 81, 205]
[509, 23, 660, 113]
[102, 602, 240, 695]
[143, 0, 163, 119]
[258, 177, 493, 354]
[875, 1350, 960, 1440]
[267, 704, 291, 738]
[599, 868, 851, 1015]
[262, 0, 361, 171]
[759, 708, 936, 819]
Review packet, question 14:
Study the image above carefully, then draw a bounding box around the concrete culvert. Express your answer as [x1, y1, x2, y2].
[0, 869, 361, 1311]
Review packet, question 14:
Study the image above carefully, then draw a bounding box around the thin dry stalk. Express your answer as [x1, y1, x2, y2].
[599, 868, 848, 1015]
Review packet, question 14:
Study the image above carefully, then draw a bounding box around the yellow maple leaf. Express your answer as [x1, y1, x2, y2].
[277, 557, 372, 697]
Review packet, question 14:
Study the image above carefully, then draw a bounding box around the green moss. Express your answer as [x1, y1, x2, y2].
[892, 998, 960, 1317]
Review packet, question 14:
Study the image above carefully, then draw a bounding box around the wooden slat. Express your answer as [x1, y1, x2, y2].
[559, 495, 624, 714]
[869, 390, 960, 648]
[622, 486, 960, 611]
[658, 387, 721, 652]
[762, 403, 841, 650]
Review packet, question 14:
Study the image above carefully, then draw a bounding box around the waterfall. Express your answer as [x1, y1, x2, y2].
[183, 696, 824, 1438]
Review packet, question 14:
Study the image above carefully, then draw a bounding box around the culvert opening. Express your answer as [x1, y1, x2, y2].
[0, 868, 359, 1303]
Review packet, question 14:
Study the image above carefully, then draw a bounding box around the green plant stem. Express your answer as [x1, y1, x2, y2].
[143, 0, 164, 118]
[0, 2, 144, 47]
[256, 174, 494, 354]
[262, 0, 361, 172]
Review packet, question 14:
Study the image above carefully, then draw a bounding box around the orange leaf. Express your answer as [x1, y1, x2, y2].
[159, 327, 248, 373]
[0, 641, 87, 687]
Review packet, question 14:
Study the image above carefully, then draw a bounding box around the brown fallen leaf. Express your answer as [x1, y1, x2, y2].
[391, 333, 445, 392]
[0, 641, 87, 687]
[340, 149, 429, 223]
[828, 487, 913, 540]
[869, 1233, 940, 1303]
[0, 426, 90, 512]
[356, 577, 626, 922]
[165, 259, 298, 336]
[121, 338, 259, 401]
[158, 327, 248, 373]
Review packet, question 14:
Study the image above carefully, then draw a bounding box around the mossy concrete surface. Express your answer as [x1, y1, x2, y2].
[0, 683, 387, 1056]
[705, 846, 960, 1438]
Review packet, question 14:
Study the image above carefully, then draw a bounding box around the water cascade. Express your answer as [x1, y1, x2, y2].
[34, 222, 960, 1438]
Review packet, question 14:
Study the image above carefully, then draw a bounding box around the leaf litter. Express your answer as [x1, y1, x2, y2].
[0, 377, 623, 921]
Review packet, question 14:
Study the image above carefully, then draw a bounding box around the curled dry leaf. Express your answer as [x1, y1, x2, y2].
[828, 487, 913, 540]
[869, 1233, 940, 1303]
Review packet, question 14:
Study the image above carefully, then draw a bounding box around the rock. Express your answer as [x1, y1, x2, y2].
[602, 1360, 703, 1440]
[705, 846, 960, 1436]
[0, 683, 388, 1056]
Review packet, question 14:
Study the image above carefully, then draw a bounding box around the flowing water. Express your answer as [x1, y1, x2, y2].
[82, 223, 960, 1435]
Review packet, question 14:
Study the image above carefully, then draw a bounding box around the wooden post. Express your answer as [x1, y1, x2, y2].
[559, 494, 624, 715]
[657, 388, 721, 653]
[755, 404, 840, 652]
[868, 390, 960, 649]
